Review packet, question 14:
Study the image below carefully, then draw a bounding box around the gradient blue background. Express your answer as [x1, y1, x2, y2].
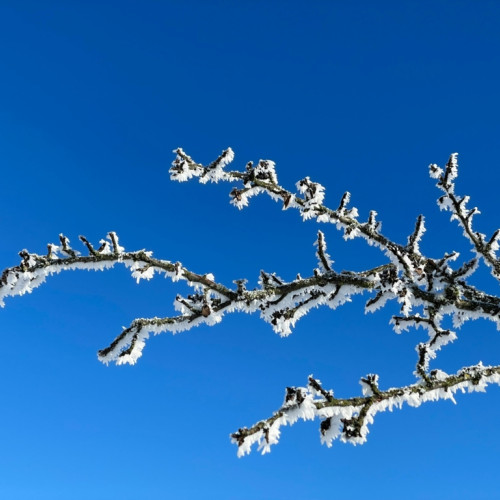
[1, 1, 500, 498]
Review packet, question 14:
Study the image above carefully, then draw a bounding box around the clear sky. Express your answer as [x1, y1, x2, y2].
[1, 1, 500, 499]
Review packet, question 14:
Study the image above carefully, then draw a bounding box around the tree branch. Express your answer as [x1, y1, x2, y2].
[170, 149, 500, 369]
[168, 148, 500, 454]
[231, 364, 500, 456]
[430, 154, 500, 279]
[2, 149, 500, 456]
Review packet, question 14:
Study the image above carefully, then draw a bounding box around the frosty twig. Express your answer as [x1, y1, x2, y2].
[231, 365, 500, 456]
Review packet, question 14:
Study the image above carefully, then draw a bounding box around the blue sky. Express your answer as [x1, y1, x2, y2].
[1, 1, 500, 498]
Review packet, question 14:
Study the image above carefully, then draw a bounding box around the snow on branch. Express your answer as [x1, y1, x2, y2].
[0, 230, 384, 362]
[232, 364, 500, 456]
[314, 230, 334, 273]
[167, 148, 500, 454]
[430, 153, 500, 279]
[2, 149, 500, 456]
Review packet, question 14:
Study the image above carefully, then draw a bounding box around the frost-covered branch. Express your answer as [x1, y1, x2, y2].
[4, 228, 499, 369]
[232, 364, 500, 456]
[171, 147, 422, 278]
[3, 148, 500, 456]
[0, 231, 398, 363]
[171, 149, 500, 369]
[430, 153, 500, 279]
[169, 148, 500, 453]
[0, 232, 241, 364]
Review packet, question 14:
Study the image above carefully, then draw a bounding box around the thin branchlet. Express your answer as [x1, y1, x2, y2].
[431, 153, 500, 278]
